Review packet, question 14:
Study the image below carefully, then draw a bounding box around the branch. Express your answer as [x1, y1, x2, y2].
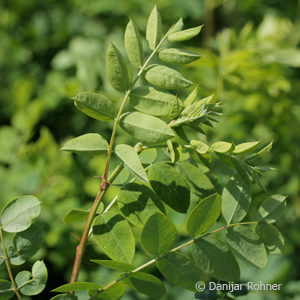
[70, 20, 177, 286]
[89, 221, 258, 300]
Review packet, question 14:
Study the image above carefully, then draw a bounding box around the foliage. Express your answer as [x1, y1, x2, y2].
[46, 6, 287, 300]
[0, 195, 47, 299]
[1, 1, 299, 299]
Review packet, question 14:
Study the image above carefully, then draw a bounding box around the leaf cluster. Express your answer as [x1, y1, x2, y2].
[54, 6, 287, 300]
[0, 195, 47, 299]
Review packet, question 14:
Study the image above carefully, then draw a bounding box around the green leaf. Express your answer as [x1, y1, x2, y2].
[144, 65, 193, 90]
[13, 224, 43, 258]
[158, 48, 201, 64]
[172, 94, 218, 127]
[245, 142, 273, 161]
[50, 295, 78, 300]
[226, 225, 268, 269]
[156, 252, 202, 291]
[125, 19, 144, 69]
[169, 18, 184, 34]
[115, 144, 148, 183]
[184, 84, 200, 106]
[124, 272, 166, 298]
[89, 283, 125, 300]
[257, 194, 287, 223]
[52, 282, 101, 292]
[8, 245, 25, 265]
[186, 194, 221, 236]
[222, 176, 251, 224]
[192, 236, 240, 281]
[91, 260, 135, 272]
[146, 5, 162, 50]
[1, 195, 41, 233]
[169, 96, 182, 120]
[106, 43, 130, 92]
[190, 140, 210, 155]
[148, 162, 190, 213]
[119, 112, 174, 145]
[256, 223, 284, 254]
[61, 133, 109, 154]
[117, 183, 165, 228]
[72, 92, 115, 121]
[232, 141, 260, 155]
[141, 213, 176, 255]
[129, 86, 182, 117]
[168, 25, 203, 42]
[177, 161, 214, 193]
[93, 210, 135, 264]
[167, 140, 181, 163]
[0, 279, 14, 300]
[217, 153, 251, 185]
[211, 141, 234, 153]
[18, 260, 47, 295]
[63, 209, 90, 224]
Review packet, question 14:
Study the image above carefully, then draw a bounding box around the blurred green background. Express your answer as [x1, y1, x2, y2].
[0, 0, 299, 299]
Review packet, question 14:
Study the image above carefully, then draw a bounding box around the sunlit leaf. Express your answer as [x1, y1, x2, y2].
[115, 144, 148, 183]
[144, 65, 193, 90]
[1, 196, 41, 233]
[61, 133, 109, 154]
[72, 92, 115, 121]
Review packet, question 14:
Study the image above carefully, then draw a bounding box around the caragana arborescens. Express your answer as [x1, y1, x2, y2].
[51, 6, 286, 300]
